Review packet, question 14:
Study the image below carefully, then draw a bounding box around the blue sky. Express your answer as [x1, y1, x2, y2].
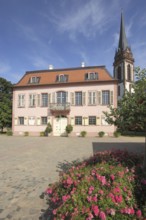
[0, 0, 146, 83]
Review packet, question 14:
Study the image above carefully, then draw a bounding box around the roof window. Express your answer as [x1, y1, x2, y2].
[85, 72, 98, 80]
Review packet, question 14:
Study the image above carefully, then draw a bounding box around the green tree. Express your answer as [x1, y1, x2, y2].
[0, 77, 12, 132]
[104, 67, 146, 132]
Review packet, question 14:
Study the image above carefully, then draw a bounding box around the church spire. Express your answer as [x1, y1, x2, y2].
[118, 12, 128, 51]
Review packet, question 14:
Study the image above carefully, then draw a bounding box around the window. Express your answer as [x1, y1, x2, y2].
[29, 76, 40, 84]
[127, 64, 131, 81]
[88, 91, 96, 105]
[41, 93, 48, 107]
[75, 92, 82, 106]
[18, 117, 24, 125]
[41, 117, 47, 125]
[18, 94, 25, 107]
[118, 86, 120, 96]
[75, 116, 82, 125]
[85, 72, 98, 80]
[57, 91, 67, 104]
[117, 66, 121, 80]
[28, 117, 35, 125]
[56, 74, 68, 82]
[102, 91, 110, 105]
[29, 94, 36, 107]
[89, 116, 96, 125]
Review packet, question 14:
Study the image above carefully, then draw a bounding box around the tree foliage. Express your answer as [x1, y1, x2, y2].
[0, 77, 12, 132]
[104, 67, 146, 132]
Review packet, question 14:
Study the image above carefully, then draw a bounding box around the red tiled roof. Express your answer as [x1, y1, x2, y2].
[14, 66, 116, 87]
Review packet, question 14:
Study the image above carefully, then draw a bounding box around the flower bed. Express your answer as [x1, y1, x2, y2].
[44, 150, 146, 220]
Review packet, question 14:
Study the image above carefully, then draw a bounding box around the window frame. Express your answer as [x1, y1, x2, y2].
[41, 93, 48, 107]
[41, 117, 48, 125]
[102, 90, 110, 105]
[18, 117, 24, 125]
[75, 91, 82, 106]
[89, 116, 96, 125]
[18, 94, 25, 108]
[75, 116, 82, 125]
[29, 94, 36, 107]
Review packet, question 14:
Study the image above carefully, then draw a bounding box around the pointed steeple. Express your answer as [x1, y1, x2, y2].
[118, 12, 128, 51]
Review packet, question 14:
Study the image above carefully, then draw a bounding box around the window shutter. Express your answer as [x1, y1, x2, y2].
[110, 91, 113, 105]
[14, 117, 18, 125]
[37, 117, 41, 125]
[95, 72, 98, 80]
[48, 93, 51, 104]
[88, 92, 90, 105]
[70, 92, 74, 105]
[84, 117, 88, 125]
[97, 91, 101, 105]
[96, 117, 101, 125]
[82, 92, 86, 105]
[66, 92, 68, 102]
[24, 117, 27, 125]
[71, 117, 75, 126]
[37, 94, 40, 106]
[52, 92, 56, 103]
[56, 75, 59, 82]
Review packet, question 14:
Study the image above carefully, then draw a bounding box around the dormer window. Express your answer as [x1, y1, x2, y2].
[29, 76, 40, 84]
[85, 72, 98, 80]
[56, 74, 68, 83]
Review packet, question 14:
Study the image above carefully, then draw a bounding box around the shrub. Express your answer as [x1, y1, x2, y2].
[113, 131, 121, 137]
[40, 131, 45, 137]
[44, 123, 52, 136]
[80, 131, 87, 137]
[98, 131, 105, 137]
[24, 131, 29, 136]
[43, 150, 146, 220]
[6, 129, 13, 136]
[65, 124, 73, 136]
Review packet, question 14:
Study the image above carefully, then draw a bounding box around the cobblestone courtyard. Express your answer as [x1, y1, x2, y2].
[0, 136, 145, 220]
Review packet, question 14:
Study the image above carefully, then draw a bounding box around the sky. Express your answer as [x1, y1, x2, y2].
[0, 0, 146, 84]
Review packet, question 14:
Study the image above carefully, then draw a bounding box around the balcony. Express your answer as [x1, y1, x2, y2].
[49, 103, 70, 115]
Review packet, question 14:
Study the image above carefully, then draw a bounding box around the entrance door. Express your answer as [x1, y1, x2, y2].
[53, 116, 67, 136]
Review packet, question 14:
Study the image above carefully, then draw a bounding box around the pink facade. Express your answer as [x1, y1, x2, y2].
[13, 67, 117, 137]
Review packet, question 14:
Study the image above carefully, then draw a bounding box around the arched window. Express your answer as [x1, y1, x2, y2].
[117, 66, 122, 80]
[127, 64, 131, 81]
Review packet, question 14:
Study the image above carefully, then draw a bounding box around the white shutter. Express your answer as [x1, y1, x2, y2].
[37, 117, 41, 125]
[71, 117, 75, 125]
[48, 93, 51, 104]
[97, 91, 101, 105]
[37, 94, 40, 107]
[96, 117, 101, 125]
[110, 91, 113, 105]
[52, 92, 56, 103]
[66, 92, 68, 102]
[82, 92, 86, 105]
[70, 92, 75, 105]
[24, 117, 27, 125]
[14, 118, 18, 125]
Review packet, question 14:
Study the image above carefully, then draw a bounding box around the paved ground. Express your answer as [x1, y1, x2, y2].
[0, 135, 145, 220]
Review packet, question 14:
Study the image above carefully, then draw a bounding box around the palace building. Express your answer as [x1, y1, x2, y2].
[12, 13, 134, 136]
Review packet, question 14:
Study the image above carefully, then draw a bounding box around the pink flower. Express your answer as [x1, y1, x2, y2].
[53, 209, 57, 215]
[45, 188, 52, 194]
[62, 194, 70, 202]
[91, 205, 99, 216]
[87, 196, 92, 202]
[136, 210, 142, 218]
[107, 208, 115, 216]
[66, 177, 73, 185]
[99, 211, 106, 220]
[92, 195, 98, 202]
[110, 174, 115, 181]
[115, 195, 123, 203]
[86, 212, 94, 220]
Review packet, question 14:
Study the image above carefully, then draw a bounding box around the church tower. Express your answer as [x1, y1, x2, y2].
[113, 13, 134, 99]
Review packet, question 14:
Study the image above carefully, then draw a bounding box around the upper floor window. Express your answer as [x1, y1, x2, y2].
[117, 66, 122, 80]
[29, 76, 40, 84]
[127, 64, 131, 81]
[102, 90, 110, 105]
[57, 91, 67, 104]
[18, 94, 25, 107]
[56, 74, 68, 83]
[88, 91, 96, 105]
[75, 92, 82, 106]
[29, 94, 36, 107]
[85, 72, 98, 80]
[41, 93, 48, 107]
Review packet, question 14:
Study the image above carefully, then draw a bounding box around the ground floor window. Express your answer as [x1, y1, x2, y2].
[18, 117, 24, 125]
[75, 116, 82, 125]
[89, 116, 96, 125]
[41, 117, 47, 125]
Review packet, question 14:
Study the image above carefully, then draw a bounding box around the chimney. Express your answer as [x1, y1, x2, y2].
[81, 62, 85, 67]
[49, 64, 53, 70]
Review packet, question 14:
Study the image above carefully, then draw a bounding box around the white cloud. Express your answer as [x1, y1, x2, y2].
[48, 0, 117, 39]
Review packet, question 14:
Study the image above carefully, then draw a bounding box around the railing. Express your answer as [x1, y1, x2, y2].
[49, 102, 70, 111]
